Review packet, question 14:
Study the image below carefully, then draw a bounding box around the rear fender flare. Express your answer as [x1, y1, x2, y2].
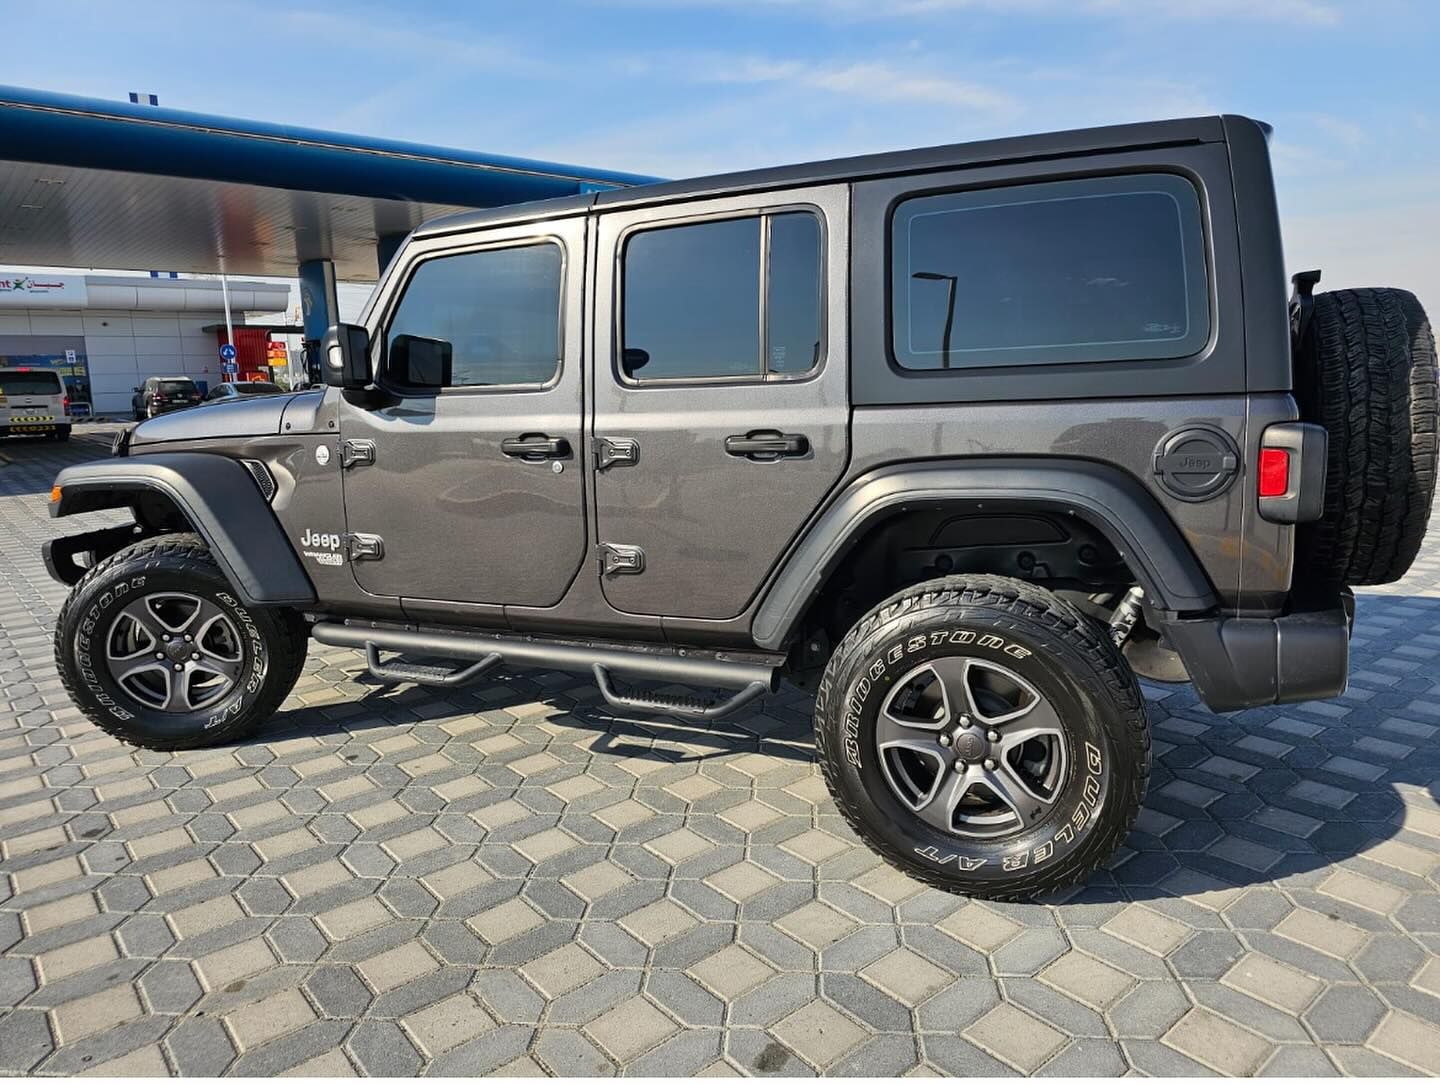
[49, 453, 315, 606]
[752, 458, 1219, 649]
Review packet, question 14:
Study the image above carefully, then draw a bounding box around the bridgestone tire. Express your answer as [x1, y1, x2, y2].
[1296, 288, 1437, 586]
[813, 575, 1149, 900]
[54, 533, 308, 751]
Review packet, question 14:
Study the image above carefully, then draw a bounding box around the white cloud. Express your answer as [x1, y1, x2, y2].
[597, 0, 1342, 26]
[1284, 200, 1439, 302]
[1305, 112, 1370, 149]
[696, 56, 1016, 111]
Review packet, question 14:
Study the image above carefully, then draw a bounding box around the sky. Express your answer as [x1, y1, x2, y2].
[3, 0, 1438, 301]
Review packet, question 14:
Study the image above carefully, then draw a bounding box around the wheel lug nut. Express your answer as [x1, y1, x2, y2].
[173, 664, 183, 671]
[983, 758, 997, 770]
[938, 734, 951, 747]
[987, 730, 999, 743]
[954, 760, 966, 772]
[162, 634, 171, 642]
[191, 653, 200, 661]
[154, 652, 164, 660]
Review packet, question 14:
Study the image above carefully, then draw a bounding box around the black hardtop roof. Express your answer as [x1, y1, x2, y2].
[415, 114, 1250, 241]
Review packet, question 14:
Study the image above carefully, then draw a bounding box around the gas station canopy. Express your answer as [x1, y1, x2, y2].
[0, 85, 659, 281]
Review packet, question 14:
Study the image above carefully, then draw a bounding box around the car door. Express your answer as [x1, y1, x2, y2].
[590, 185, 849, 620]
[338, 215, 588, 608]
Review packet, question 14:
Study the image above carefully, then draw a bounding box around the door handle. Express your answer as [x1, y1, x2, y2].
[501, 434, 571, 460]
[724, 431, 809, 460]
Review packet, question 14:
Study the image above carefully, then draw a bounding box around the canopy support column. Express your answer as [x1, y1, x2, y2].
[298, 259, 338, 386]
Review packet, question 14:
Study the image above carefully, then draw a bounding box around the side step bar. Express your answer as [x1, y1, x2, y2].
[311, 621, 780, 722]
[591, 664, 769, 722]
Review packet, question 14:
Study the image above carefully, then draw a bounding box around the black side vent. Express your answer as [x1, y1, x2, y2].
[241, 459, 277, 502]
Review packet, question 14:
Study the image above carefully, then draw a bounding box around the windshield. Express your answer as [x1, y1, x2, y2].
[158, 380, 196, 395]
[0, 371, 63, 396]
[237, 382, 282, 395]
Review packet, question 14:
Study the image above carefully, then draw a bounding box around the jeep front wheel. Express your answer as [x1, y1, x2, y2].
[813, 575, 1149, 900]
[54, 533, 307, 751]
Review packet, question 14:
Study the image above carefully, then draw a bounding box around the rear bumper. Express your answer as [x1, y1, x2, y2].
[1161, 589, 1353, 712]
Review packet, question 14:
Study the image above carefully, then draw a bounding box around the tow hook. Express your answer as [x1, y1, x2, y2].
[1109, 586, 1145, 648]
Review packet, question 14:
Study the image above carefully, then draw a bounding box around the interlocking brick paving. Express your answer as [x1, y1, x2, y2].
[1, 426, 1437, 1075]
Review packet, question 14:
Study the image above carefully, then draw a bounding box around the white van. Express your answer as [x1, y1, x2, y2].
[0, 368, 70, 441]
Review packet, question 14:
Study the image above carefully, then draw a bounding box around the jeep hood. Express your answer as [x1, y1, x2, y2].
[130, 391, 316, 444]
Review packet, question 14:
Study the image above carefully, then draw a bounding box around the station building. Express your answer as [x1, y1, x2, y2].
[0, 271, 291, 417]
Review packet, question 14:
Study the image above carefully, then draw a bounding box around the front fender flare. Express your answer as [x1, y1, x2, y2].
[752, 458, 1219, 650]
[50, 453, 315, 607]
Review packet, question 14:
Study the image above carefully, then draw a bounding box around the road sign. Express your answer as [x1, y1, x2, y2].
[219, 343, 237, 362]
[222, 361, 239, 377]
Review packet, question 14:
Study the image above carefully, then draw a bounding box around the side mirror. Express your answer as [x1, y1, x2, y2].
[389, 334, 452, 391]
[321, 323, 372, 390]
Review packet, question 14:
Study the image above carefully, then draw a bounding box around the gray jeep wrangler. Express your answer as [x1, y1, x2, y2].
[44, 115, 1436, 899]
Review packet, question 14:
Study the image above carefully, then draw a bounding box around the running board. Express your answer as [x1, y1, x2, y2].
[365, 645, 501, 689]
[592, 664, 769, 721]
[311, 621, 780, 722]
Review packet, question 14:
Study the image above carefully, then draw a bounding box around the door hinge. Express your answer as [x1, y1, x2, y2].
[597, 541, 644, 576]
[345, 532, 385, 562]
[342, 439, 376, 469]
[594, 436, 638, 471]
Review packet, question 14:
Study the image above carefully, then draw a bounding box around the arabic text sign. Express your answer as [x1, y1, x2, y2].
[0, 276, 88, 307]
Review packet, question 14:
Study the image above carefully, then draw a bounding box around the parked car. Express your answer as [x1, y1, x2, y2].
[203, 380, 284, 402]
[132, 376, 202, 419]
[45, 115, 1437, 899]
[0, 367, 69, 440]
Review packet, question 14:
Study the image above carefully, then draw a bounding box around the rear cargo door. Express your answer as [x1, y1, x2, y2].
[590, 184, 849, 620]
[0, 369, 64, 430]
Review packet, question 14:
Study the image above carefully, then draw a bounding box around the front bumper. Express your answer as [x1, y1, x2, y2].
[1161, 589, 1353, 712]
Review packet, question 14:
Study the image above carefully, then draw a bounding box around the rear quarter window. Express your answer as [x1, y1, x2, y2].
[0, 371, 63, 396]
[890, 173, 1209, 370]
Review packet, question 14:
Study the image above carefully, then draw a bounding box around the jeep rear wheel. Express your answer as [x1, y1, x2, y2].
[54, 533, 307, 751]
[813, 575, 1149, 900]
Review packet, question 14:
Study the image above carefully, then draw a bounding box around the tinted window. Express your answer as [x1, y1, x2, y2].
[237, 382, 282, 395]
[622, 211, 822, 381]
[0, 371, 62, 396]
[766, 212, 823, 375]
[387, 242, 562, 387]
[158, 380, 196, 394]
[891, 174, 1208, 370]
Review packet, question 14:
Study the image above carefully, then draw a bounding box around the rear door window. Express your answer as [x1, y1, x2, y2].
[891, 173, 1209, 369]
[620, 209, 823, 382]
[0, 371, 63, 396]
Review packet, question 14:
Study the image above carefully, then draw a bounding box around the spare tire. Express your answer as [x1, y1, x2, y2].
[1294, 287, 1437, 586]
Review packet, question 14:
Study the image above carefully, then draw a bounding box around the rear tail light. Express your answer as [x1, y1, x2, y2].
[62, 395, 70, 413]
[1258, 448, 1290, 497]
